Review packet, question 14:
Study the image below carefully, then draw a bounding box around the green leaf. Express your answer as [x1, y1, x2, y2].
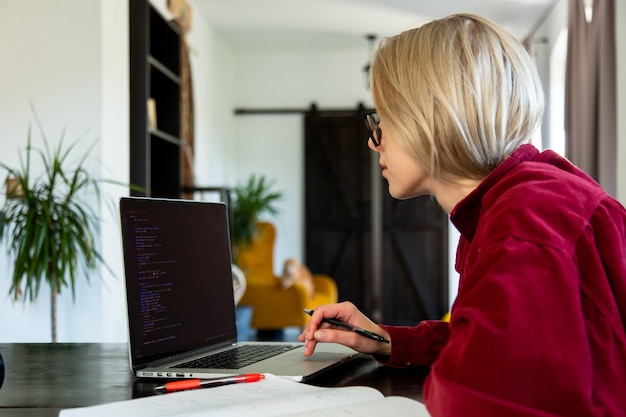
[231, 174, 283, 250]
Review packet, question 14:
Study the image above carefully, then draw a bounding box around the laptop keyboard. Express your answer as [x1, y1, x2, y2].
[172, 344, 300, 370]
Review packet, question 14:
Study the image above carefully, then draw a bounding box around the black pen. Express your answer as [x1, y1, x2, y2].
[303, 309, 390, 343]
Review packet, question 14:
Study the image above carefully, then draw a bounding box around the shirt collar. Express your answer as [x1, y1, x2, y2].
[449, 144, 540, 240]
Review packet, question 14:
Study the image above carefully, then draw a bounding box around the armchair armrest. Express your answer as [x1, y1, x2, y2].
[311, 274, 338, 302]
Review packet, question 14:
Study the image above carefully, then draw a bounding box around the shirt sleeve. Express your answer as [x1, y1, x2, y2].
[374, 321, 450, 367]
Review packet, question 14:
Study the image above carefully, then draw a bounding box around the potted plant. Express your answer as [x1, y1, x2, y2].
[0, 114, 119, 342]
[230, 174, 283, 260]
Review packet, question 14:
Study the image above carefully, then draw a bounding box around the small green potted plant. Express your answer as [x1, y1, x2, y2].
[0, 113, 121, 342]
[230, 174, 282, 261]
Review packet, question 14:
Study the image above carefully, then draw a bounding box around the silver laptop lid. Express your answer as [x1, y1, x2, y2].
[119, 197, 237, 372]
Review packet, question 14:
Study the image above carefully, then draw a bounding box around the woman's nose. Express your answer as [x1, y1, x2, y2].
[367, 138, 380, 152]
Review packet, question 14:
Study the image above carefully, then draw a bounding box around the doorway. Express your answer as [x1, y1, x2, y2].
[304, 110, 449, 325]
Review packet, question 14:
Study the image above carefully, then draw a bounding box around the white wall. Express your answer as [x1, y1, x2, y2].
[99, 0, 130, 343]
[186, 5, 236, 187]
[0, 0, 106, 342]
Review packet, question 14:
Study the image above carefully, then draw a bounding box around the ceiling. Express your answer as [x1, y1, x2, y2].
[195, 0, 559, 52]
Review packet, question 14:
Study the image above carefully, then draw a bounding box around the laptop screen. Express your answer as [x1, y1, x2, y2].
[120, 197, 238, 368]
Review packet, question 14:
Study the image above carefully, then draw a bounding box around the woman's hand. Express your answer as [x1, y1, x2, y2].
[298, 301, 391, 356]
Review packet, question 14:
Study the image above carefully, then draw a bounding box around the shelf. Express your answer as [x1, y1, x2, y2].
[130, 0, 182, 199]
[149, 128, 181, 145]
[150, 136, 181, 198]
[149, 7, 180, 77]
[149, 63, 180, 138]
[149, 57, 180, 84]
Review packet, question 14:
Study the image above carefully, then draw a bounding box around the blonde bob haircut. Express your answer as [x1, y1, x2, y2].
[370, 14, 545, 182]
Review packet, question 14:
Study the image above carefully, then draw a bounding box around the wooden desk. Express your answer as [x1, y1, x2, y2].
[0, 343, 429, 416]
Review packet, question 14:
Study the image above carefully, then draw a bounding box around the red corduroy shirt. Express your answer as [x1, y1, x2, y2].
[377, 144, 626, 416]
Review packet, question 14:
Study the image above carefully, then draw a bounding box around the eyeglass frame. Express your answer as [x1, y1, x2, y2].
[362, 110, 381, 147]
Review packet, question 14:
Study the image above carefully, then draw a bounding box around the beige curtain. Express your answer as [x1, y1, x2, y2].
[565, 0, 616, 196]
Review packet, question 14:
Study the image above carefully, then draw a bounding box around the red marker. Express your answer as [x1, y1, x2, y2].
[155, 373, 265, 392]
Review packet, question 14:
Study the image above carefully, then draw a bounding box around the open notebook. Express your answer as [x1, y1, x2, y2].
[119, 197, 357, 381]
[60, 373, 430, 417]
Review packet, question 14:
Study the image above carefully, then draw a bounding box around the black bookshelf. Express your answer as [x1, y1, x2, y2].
[129, 0, 182, 198]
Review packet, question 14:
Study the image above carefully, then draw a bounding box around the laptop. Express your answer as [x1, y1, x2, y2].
[119, 196, 357, 381]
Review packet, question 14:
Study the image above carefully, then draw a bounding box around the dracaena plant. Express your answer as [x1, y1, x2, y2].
[231, 174, 282, 260]
[0, 112, 116, 342]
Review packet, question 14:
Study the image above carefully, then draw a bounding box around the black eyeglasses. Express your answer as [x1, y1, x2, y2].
[363, 111, 381, 147]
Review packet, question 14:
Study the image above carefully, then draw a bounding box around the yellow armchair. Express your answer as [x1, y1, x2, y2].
[237, 222, 338, 330]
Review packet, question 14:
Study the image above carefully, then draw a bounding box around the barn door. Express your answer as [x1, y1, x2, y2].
[304, 110, 448, 324]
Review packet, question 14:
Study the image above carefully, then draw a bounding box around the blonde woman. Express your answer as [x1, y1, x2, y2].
[300, 14, 626, 417]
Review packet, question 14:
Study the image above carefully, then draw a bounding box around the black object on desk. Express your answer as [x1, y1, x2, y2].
[0, 351, 4, 389]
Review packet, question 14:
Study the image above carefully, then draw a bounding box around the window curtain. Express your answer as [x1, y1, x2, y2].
[564, 0, 616, 196]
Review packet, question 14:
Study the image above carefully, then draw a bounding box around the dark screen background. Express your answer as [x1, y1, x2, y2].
[120, 198, 237, 367]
